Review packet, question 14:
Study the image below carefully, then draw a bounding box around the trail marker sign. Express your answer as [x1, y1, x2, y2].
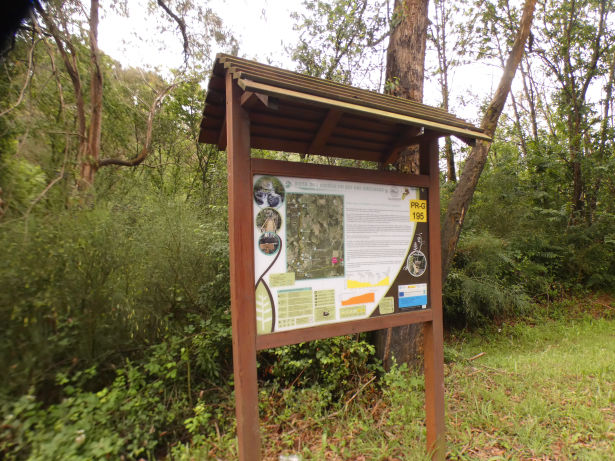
[199, 54, 488, 461]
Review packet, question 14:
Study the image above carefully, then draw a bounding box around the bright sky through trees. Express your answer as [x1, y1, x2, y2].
[99, 0, 300, 71]
[98, 0, 503, 123]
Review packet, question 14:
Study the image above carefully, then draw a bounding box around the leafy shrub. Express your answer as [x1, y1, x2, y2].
[444, 231, 531, 326]
[0, 330, 235, 460]
[258, 335, 381, 404]
[562, 215, 615, 290]
[0, 196, 232, 399]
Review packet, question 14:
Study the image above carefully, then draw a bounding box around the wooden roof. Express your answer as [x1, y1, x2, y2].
[199, 54, 489, 164]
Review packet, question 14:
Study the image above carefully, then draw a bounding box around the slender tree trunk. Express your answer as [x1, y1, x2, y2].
[588, 51, 615, 220]
[519, 59, 539, 144]
[80, 0, 103, 188]
[373, 0, 429, 368]
[35, 0, 178, 192]
[433, 0, 456, 181]
[569, 112, 584, 220]
[441, 0, 537, 281]
[444, 136, 456, 182]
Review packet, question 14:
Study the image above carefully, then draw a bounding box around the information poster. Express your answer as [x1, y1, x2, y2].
[253, 175, 429, 334]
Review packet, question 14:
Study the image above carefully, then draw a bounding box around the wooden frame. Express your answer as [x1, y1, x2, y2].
[201, 55, 481, 461]
[227, 82, 445, 459]
[251, 157, 435, 352]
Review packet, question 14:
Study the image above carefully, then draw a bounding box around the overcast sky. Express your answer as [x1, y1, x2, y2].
[99, 0, 300, 72]
[98, 0, 500, 124]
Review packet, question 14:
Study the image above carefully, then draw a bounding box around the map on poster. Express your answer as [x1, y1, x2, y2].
[253, 174, 429, 334]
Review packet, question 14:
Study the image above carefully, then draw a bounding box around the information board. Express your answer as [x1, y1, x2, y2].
[253, 174, 430, 334]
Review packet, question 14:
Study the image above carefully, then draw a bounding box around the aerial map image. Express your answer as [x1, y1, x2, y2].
[285, 193, 344, 280]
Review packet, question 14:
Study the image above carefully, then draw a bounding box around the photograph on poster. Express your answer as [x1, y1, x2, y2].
[256, 208, 282, 233]
[253, 176, 285, 208]
[253, 174, 429, 334]
[285, 193, 344, 280]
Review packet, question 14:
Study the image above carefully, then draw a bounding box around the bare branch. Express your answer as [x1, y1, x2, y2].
[0, 35, 40, 117]
[34, 1, 87, 145]
[98, 82, 179, 168]
[156, 0, 189, 63]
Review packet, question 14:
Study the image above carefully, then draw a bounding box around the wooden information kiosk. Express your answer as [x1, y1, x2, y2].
[199, 54, 489, 460]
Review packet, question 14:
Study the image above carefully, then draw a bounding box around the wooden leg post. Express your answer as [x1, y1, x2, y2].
[422, 135, 446, 460]
[226, 73, 261, 460]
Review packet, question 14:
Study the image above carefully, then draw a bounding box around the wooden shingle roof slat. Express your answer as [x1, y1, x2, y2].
[238, 78, 491, 142]
[199, 54, 490, 160]
[218, 55, 481, 132]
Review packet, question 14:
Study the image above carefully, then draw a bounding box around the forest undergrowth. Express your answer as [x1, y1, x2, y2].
[176, 296, 615, 460]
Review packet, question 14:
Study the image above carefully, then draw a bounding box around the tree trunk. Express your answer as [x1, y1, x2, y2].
[444, 136, 456, 182]
[80, 0, 103, 188]
[373, 0, 429, 369]
[35, 0, 179, 192]
[441, 0, 537, 282]
[569, 114, 584, 221]
[386, 0, 428, 102]
[432, 0, 456, 182]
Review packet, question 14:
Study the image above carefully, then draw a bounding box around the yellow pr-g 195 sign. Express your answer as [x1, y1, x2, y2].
[409, 199, 427, 222]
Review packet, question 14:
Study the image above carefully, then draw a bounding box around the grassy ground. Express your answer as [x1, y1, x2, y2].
[181, 297, 615, 460]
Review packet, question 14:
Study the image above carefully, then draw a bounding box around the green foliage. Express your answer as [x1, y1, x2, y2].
[0, 192, 236, 459]
[1, 328, 235, 460]
[290, 0, 389, 87]
[258, 335, 381, 404]
[444, 231, 531, 326]
[443, 133, 615, 326]
[0, 195, 231, 399]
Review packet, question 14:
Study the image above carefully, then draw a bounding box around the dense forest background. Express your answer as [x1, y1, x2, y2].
[1, 0, 614, 459]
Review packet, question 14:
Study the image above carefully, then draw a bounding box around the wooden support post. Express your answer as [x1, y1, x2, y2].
[218, 118, 227, 150]
[226, 73, 261, 460]
[422, 134, 446, 460]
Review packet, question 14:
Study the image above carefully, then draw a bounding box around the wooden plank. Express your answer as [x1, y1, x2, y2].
[203, 103, 225, 118]
[240, 91, 258, 109]
[337, 114, 400, 135]
[199, 128, 218, 144]
[202, 115, 224, 129]
[334, 125, 396, 143]
[225, 59, 486, 134]
[250, 136, 309, 155]
[453, 134, 477, 146]
[206, 88, 225, 105]
[226, 74, 261, 461]
[250, 136, 384, 162]
[251, 124, 314, 143]
[309, 109, 342, 153]
[250, 111, 320, 132]
[251, 157, 431, 188]
[208, 74, 225, 92]
[326, 134, 386, 153]
[257, 309, 433, 350]
[381, 127, 422, 164]
[421, 133, 446, 461]
[251, 111, 397, 146]
[385, 130, 445, 166]
[238, 79, 493, 142]
[260, 99, 325, 121]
